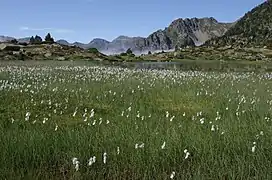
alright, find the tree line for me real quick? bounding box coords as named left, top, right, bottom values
left=9, top=33, right=55, bottom=45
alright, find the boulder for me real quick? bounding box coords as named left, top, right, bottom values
left=57, top=57, right=66, bottom=61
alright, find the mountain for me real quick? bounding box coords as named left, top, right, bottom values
left=165, top=17, right=232, bottom=46
left=57, top=17, right=232, bottom=54
left=0, top=36, right=31, bottom=43
left=0, top=36, right=15, bottom=42
left=205, top=1, right=272, bottom=48
left=17, top=37, right=31, bottom=43
left=106, top=36, right=147, bottom=54
left=56, top=39, right=70, bottom=46
left=88, top=38, right=110, bottom=52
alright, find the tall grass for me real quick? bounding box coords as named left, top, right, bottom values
left=0, top=62, right=272, bottom=179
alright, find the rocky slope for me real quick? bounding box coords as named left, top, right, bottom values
left=205, top=1, right=272, bottom=48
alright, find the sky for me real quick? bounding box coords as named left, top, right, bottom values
left=0, top=0, right=265, bottom=43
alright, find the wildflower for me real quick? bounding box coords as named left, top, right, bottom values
left=200, top=118, right=205, bottom=124
left=252, top=142, right=257, bottom=153
left=183, top=112, right=186, bottom=117
left=166, top=111, right=169, bottom=118
left=128, top=107, right=132, bottom=112
left=90, top=109, right=95, bottom=118
left=184, top=149, right=190, bottom=159
left=106, top=120, right=110, bottom=124
left=99, top=118, right=103, bottom=125
left=75, top=162, right=80, bottom=171
left=72, top=157, right=80, bottom=171
left=135, top=143, right=139, bottom=149
left=55, top=124, right=58, bottom=131
left=117, top=147, right=120, bottom=155
left=170, top=116, right=175, bottom=122
left=161, top=141, right=166, bottom=149
left=25, top=112, right=31, bottom=121
left=11, top=118, right=15, bottom=124
left=92, top=120, right=96, bottom=126
left=137, top=111, right=140, bottom=118
left=260, top=131, right=264, bottom=136
left=88, top=156, right=96, bottom=166
left=211, top=125, right=215, bottom=132
left=170, top=171, right=176, bottom=179
left=72, top=158, right=78, bottom=165
left=73, top=107, right=78, bottom=117
left=139, top=143, right=145, bottom=148
left=103, top=152, right=107, bottom=164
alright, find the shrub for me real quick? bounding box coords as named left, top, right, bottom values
left=120, top=52, right=127, bottom=56
left=88, top=48, right=99, bottom=54
left=126, top=48, right=133, bottom=54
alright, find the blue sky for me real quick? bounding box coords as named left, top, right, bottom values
left=1, top=0, right=265, bottom=43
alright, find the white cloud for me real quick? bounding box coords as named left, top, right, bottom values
left=19, top=27, right=74, bottom=33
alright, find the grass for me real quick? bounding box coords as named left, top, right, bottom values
left=0, top=61, right=272, bottom=179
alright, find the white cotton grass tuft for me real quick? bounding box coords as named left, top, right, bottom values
left=170, top=171, right=176, bottom=179
left=252, top=142, right=257, bottom=153
left=90, top=109, right=95, bottom=118
left=55, top=124, right=58, bottom=131
left=72, top=157, right=78, bottom=165
left=25, top=112, right=31, bottom=121
left=73, top=107, right=78, bottom=117
left=161, top=141, right=166, bottom=149
left=88, top=156, right=96, bottom=166
left=117, top=147, right=120, bottom=155
left=184, top=149, right=190, bottom=159
left=135, top=143, right=145, bottom=149
left=72, top=157, right=80, bottom=171
left=139, top=143, right=145, bottom=148
left=166, top=111, right=169, bottom=118
left=211, top=125, right=215, bottom=131
left=103, top=152, right=107, bottom=164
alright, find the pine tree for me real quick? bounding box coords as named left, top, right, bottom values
left=29, top=36, right=35, bottom=44
left=126, top=48, right=133, bottom=54
left=34, top=35, right=42, bottom=43
left=45, top=33, right=54, bottom=43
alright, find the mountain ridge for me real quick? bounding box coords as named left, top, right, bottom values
left=56, top=17, right=232, bottom=54
left=205, top=1, right=272, bottom=48
left=1, top=17, right=233, bottom=54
